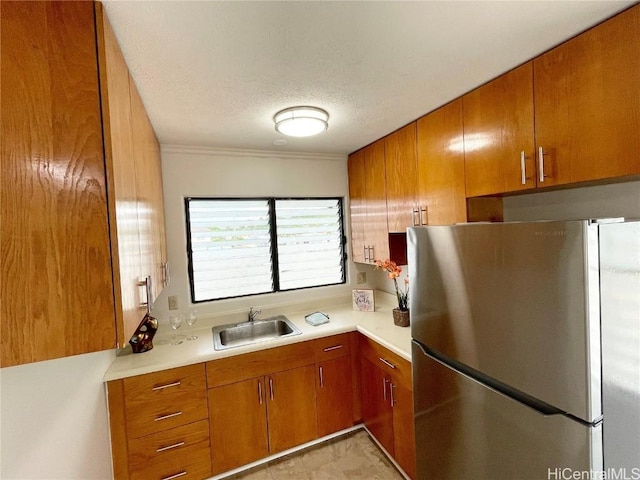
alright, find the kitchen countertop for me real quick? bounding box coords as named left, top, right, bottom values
left=104, top=291, right=412, bottom=382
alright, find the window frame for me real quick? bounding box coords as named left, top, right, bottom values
left=184, top=196, right=347, bottom=303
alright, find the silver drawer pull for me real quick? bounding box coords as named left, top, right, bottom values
left=161, top=471, right=187, bottom=480
left=379, top=357, right=396, bottom=369
left=152, top=381, right=181, bottom=391
left=323, top=345, right=343, bottom=352
left=156, top=441, right=185, bottom=453
left=154, top=411, right=183, bottom=422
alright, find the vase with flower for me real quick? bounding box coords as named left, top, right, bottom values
left=374, top=259, right=410, bottom=327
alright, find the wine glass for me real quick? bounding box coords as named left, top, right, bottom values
left=169, top=314, right=183, bottom=345
left=186, top=310, right=198, bottom=341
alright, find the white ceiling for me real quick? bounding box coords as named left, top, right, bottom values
left=103, top=0, right=634, bottom=155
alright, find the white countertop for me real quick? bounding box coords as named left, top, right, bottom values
left=104, top=291, right=412, bottom=382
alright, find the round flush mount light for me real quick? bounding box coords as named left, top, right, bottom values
left=273, top=106, right=329, bottom=137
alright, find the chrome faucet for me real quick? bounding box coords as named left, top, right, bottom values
left=248, top=307, right=261, bottom=322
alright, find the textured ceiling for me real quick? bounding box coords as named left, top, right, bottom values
left=103, top=1, right=634, bottom=155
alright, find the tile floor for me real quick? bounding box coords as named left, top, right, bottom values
left=222, top=429, right=405, bottom=480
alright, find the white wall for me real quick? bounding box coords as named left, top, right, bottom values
left=1, top=350, right=116, bottom=480
left=503, top=180, right=640, bottom=221
left=154, top=146, right=369, bottom=321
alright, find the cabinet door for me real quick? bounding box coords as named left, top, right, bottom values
left=96, top=4, right=144, bottom=347
left=130, top=78, right=167, bottom=304
left=361, top=357, right=394, bottom=455
left=0, top=1, right=116, bottom=367
left=392, top=381, right=416, bottom=480
left=347, top=150, right=366, bottom=263
left=364, top=139, right=389, bottom=262
left=209, top=378, right=268, bottom=474
left=416, top=100, right=467, bottom=226
left=463, top=62, right=536, bottom=196
left=533, top=4, right=640, bottom=186
left=385, top=123, right=418, bottom=233
left=316, top=356, right=354, bottom=437
left=267, top=365, right=318, bottom=454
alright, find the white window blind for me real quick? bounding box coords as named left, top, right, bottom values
left=276, top=199, right=344, bottom=290
left=186, top=198, right=345, bottom=302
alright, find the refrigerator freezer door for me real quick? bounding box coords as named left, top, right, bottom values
left=600, top=221, right=640, bottom=470
left=413, top=342, right=603, bottom=480
left=408, top=221, right=602, bottom=423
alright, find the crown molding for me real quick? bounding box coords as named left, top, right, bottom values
left=161, top=144, right=346, bottom=161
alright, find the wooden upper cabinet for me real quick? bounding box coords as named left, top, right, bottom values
left=463, top=62, right=536, bottom=197
left=347, top=150, right=366, bottom=263
left=130, top=78, right=167, bottom=304
left=416, top=100, right=467, bottom=226
left=0, top=1, right=116, bottom=367
left=384, top=123, right=418, bottom=232
left=364, top=139, right=389, bottom=262
left=96, top=4, right=144, bottom=349
left=533, top=4, right=640, bottom=187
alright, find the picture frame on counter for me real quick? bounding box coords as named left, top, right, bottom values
left=352, top=289, right=375, bottom=312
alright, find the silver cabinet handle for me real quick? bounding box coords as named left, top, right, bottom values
left=162, top=261, right=170, bottom=287
left=379, top=357, right=396, bottom=369
left=154, top=411, right=183, bottom=422
left=161, top=472, right=187, bottom=480
left=258, top=379, right=263, bottom=405
left=156, top=441, right=185, bottom=453
left=363, top=245, right=368, bottom=262
left=520, top=151, right=527, bottom=185
left=368, top=246, right=374, bottom=263
left=319, top=366, right=324, bottom=388
left=538, top=146, right=546, bottom=183
left=390, top=383, right=396, bottom=407
left=412, top=208, right=420, bottom=226
left=269, top=377, right=274, bottom=401
left=152, top=381, right=181, bottom=391
left=420, top=207, right=428, bottom=226
left=138, top=276, right=153, bottom=313
left=382, top=378, right=388, bottom=400
left=323, top=345, right=343, bottom=352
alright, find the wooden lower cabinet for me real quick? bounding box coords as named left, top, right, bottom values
left=317, top=355, right=355, bottom=437
left=107, top=364, right=211, bottom=480
left=360, top=335, right=416, bottom=479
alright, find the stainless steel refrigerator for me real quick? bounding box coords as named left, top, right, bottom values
left=408, top=219, right=640, bottom=480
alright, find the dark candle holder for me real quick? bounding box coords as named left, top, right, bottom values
left=129, top=313, right=158, bottom=353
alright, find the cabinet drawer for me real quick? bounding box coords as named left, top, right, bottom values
left=128, top=419, right=210, bottom=470
left=129, top=458, right=212, bottom=480
left=312, top=333, right=351, bottom=362
left=206, top=341, right=315, bottom=388
left=359, top=334, right=412, bottom=390
left=123, top=364, right=208, bottom=438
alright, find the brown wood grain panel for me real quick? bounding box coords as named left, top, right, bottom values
left=130, top=79, right=167, bottom=303
left=316, top=356, right=354, bottom=437
left=267, top=365, right=318, bottom=453
left=385, top=123, right=418, bottom=232
left=96, top=3, right=144, bottom=348
left=128, top=419, right=211, bottom=471
left=129, top=459, right=212, bottom=480
left=0, top=0, right=116, bottom=367
left=312, top=333, right=350, bottom=362
left=360, top=356, right=395, bottom=456
left=206, top=341, right=315, bottom=388
left=123, top=364, right=208, bottom=439
left=463, top=62, right=536, bottom=196
left=533, top=4, right=640, bottom=186
left=209, top=378, right=268, bottom=474
left=350, top=332, right=362, bottom=424
left=364, top=139, right=389, bottom=261
left=359, top=334, right=412, bottom=390
left=347, top=150, right=366, bottom=263
left=392, top=381, right=416, bottom=479
left=107, top=380, right=130, bottom=480
left=416, top=100, right=467, bottom=226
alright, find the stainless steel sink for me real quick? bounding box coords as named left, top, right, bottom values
left=212, top=315, right=301, bottom=350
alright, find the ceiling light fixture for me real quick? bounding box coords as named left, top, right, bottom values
left=273, top=106, right=329, bottom=137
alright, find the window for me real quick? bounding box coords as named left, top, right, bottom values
left=185, top=197, right=346, bottom=302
